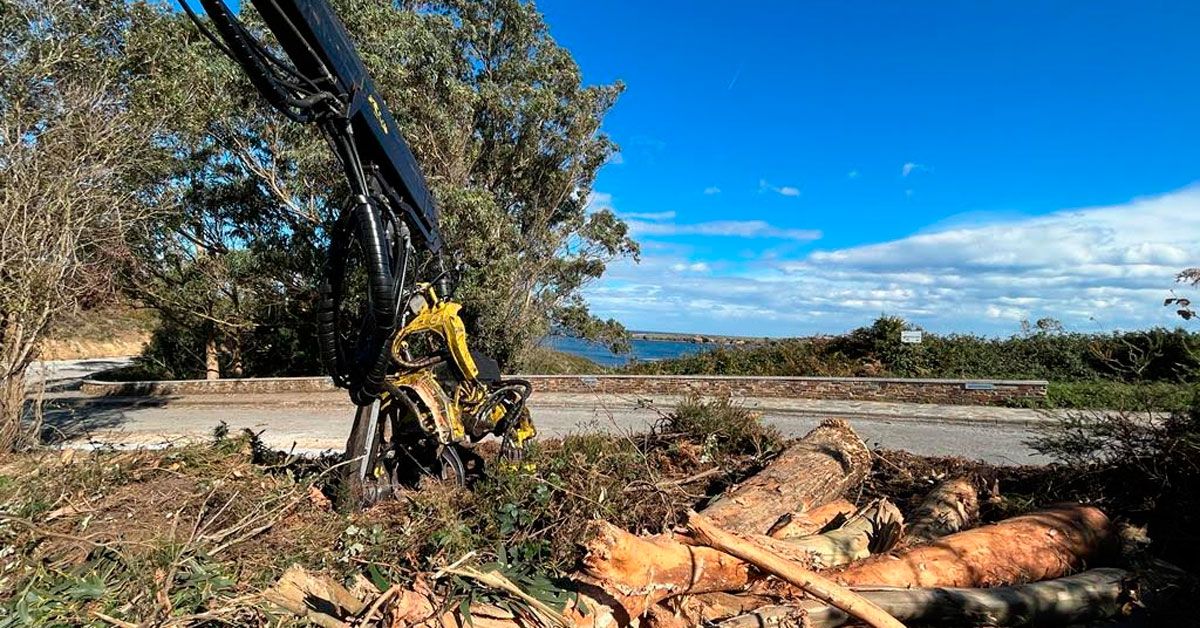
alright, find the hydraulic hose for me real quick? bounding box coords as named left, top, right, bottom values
left=317, top=196, right=398, bottom=405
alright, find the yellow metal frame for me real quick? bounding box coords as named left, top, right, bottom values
left=381, top=284, right=535, bottom=451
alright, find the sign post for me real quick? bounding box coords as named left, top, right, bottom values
left=900, top=330, right=923, bottom=344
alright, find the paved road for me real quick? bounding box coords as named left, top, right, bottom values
left=28, top=357, right=1056, bottom=464
left=41, top=389, right=1056, bottom=465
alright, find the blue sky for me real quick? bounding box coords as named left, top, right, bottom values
left=535, top=1, right=1200, bottom=336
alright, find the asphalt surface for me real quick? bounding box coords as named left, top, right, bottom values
left=33, top=358, right=1055, bottom=465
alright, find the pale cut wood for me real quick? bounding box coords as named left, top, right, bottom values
left=902, top=477, right=979, bottom=546
left=767, top=498, right=856, bottom=539
left=701, top=419, right=870, bottom=534
left=580, top=501, right=903, bottom=620
left=719, top=568, right=1132, bottom=628
left=687, top=511, right=906, bottom=628
left=732, top=498, right=903, bottom=569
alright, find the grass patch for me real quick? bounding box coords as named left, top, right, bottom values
left=1006, top=381, right=1199, bottom=411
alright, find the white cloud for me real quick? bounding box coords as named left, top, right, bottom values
left=902, top=162, right=928, bottom=177
left=847, top=170, right=860, bottom=179
left=585, top=191, right=613, bottom=214
left=585, top=186, right=1200, bottom=336
left=608, top=152, right=625, bottom=165
left=759, top=179, right=802, bottom=197
left=671, top=262, right=710, bottom=273
left=627, top=219, right=822, bottom=241
left=704, top=186, right=722, bottom=195
left=620, top=210, right=676, bottom=222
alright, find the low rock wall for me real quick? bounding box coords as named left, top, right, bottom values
left=82, top=374, right=1047, bottom=406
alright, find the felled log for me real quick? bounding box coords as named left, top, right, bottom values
left=687, top=511, right=906, bottom=628
left=766, top=498, right=856, bottom=539
left=580, top=521, right=757, bottom=620
left=742, top=499, right=903, bottom=569
left=719, top=568, right=1133, bottom=628
left=902, top=477, right=979, bottom=546
left=581, top=501, right=903, bottom=619
left=834, top=504, right=1115, bottom=588
left=700, top=419, right=870, bottom=534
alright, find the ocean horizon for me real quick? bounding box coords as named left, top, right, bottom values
left=542, top=335, right=712, bottom=367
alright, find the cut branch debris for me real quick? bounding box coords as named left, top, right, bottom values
left=766, top=498, right=857, bottom=539
left=686, top=510, right=907, bottom=628
left=902, top=477, right=979, bottom=546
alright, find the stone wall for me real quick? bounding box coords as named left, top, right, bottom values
left=82, top=374, right=1047, bottom=406
left=522, top=375, right=1046, bottom=405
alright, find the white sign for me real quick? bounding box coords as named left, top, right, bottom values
left=900, top=330, right=923, bottom=344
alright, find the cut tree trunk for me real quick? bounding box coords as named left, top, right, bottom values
left=580, top=521, right=757, bottom=620
left=581, top=501, right=903, bottom=620
left=767, top=498, right=856, bottom=539
left=902, top=477, right=979, bottom=546
left=707, top=498, right=903, bottom=570
left=719, top=568, right=1133, bottom=628
left=701, top=419, right=870, bottom=534
left=834, top=504, right=1115, bottom=588
left=687, top=510, right=906, bottom=628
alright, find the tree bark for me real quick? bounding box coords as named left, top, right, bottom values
left=834, top=504, right=1115, bottom=588
left=0, top=316, right=34, bottom=451
left=902, top=477, right=979, bottom=546
left=0, top=365, right=25, bottom=451
left=719, top=568, right=1133, bottom=628
left=701, top=419, right=870, bottom=534
left=687, top=499, right=903, bottom=569
left=580, top=521, right=756, bottom=620
left=581, top=500, right=904, bottom=621
left=204, top=325, right=220, bottom=380
left=686, top=511, right=906, bottom=628
left=767, top=498, right=856, bottom=539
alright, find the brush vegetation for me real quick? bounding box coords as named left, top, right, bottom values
left=624, top=316, right=1200, bottom=410
left=0, top=398, right=778, bottom=625
left=2, top=396, right=1198, bottom=624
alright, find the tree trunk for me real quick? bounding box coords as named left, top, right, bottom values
left=580, top=522, right=757, bottom=621
left=0, top=365, right=25, bottom=451
left=719, top=568, right=1133, bottom=628
left=902, top=477, right=979, bottom=546
left=767, top=498, right=857, bottom=539
left=700, top=419, right=870, bottom=534
left=229, top=333, right=244, bottom=378
left=204, top=325, right=220, bottom=380
left=581, top=502, right=902, bottom=620
left=0, top=316, right=33, bottom=451
left=834, top=504, right=1115, bottom=588
left=687, top=511, right=906, bottom=628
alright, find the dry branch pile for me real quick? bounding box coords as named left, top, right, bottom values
left=264, top=420, right=1135, bottom=627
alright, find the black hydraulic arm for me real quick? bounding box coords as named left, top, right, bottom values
left=185, top=0, right=447, bottom=402
left=192, top=0, right=443, bottom=252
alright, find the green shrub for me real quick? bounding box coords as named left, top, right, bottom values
left=624, top=316, right=1200, bottom=390
left=1037, top=381, right=1199, bottom=411
left=1027, top=400, right=1200, bottom=583
left=660, top=396, right=782, bottom=461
